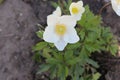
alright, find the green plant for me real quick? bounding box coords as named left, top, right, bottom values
left=0, top=0, right=5, bottom=4
left=33, top=0, right=118, bottom=80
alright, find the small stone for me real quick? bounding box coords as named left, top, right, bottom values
left=0, top=28, right=2, bottom=32
left=19, top=13, right=23, bottom=16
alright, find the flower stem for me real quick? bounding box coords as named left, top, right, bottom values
left=99, top=2, right=111, bottom=15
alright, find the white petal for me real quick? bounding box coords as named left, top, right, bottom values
left=80, top=7, right=85, bottom=14
left=69, top=1, right=85, bottom=21
left=111, top=0, right=120, bottom=16
left=64, top=28, right=80, bottom=43
left=53, top=6, right=61, bottom=16
left=54, top=40, right=67, bottom=51
left=72, top=14, right=82, bottom=21
left=59, top=15, right=77, bottom=28
left=69, top=2, right=76, bottom=15
left=69, top=1, right=84, bottom=14
left=47, top=15, right=58, bottom=26
left=77, top=1, right=83, bottom=6
left=74, top=7, right=85, bottom=21
left=43, top=26, right=59, bottom=43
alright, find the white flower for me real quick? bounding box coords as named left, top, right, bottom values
left=69, top=1, right=85, bottom=21
left=111, top=0, right=120, bottom=16
left=53, top=6, right=61, bottom=16
left=43, top=7, right=80, bottom=51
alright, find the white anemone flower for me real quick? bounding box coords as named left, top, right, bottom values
left=43, top=7, right=80, bottom=51
left=69, top=1, right=85, bottom=21
left=53, top=6, right=61, bottom=16
left=111, top=0, right=120, bottom=16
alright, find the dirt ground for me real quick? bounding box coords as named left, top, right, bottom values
left=0, top=0, right=120, bottom=80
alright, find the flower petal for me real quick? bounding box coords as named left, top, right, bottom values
left=54, top=40, right=67, bottom=51
left=69, top=1, right=85, bottom=21
left=43, top=26, right=59, bottom=43
left=53, top=6, right=61, bottom=16
left=64, top=28, right=80, bottom=43
left=69, top=2, right=77, bottom=15
left=59, top=15, right=77, bottom=28
left=111, top=0, right=120, bottom=16
left=72, top=14, right=82, bottom=21
left=72, top=7, right=85, bottom=21
left=77, top=1, right=83, bottom=6
left=47, top=15, right=58, bottom=26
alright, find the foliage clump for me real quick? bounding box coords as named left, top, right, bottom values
left=33, top=1, right=118, bottom=80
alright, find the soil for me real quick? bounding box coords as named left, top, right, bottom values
left=0, top=0, right=120, bottom=80
left=0, top=0, right=38, bottom=80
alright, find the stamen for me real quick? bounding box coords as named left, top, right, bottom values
left=55, top=24, right=66, bottom=36
left=72, top=7, right=79, bottom=14
left=116, top=0, right=120, bottom=5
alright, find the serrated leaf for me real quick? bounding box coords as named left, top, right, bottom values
left=79, top=47, right=89, bottom=59
left=52, top=52, right=63, bottom=61
left=78, top=5, right=101, bottom=30
left=66, top=42, right=80, bottom=50
left=50, top=1, right=58, bottom=8
left=36, top=31, right=44, bottom=39
left=37, top=64, right=51, bottom=74
left=42, top=48, right=52, bottom=58
left=86, top=59, right=99, bottom=68
left=32, top=42, right=48, bottom=51
left=48, top=43, right=54, bottom=47
left=64, top=50, right=73, bottom=60
left=46, top=58, right=59, bottom=64
left=109, top=44, right=118, bottom=56
left=79, top=29, right=85, bottom=40
left=66, top=57, right=80, bottom=65
left=75, top=64, right=84, bottom=76
left=32, top=52, right=41, bottom=62
left=93, top=73, right=101, bottom=80
left=49, top=65, right=57, bottom=79
left=80, top=77, right=84, bottom=80
left=58, top=65, right=68, bottom=80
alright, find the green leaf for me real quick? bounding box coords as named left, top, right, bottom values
left=66, top=42, right=80, bottom=50
left=84, top=42, right=101, bottom=53
left=42, top=48, right=52, bottom=58
left=63, top=1, right=67, bottom=8
left=49, top=65, right=57, bottom=79
left=66, top=57, right=80, bottom=65
left=32, top=52, right=41, bottom=62
left=79, top=29, right=85, bottom=40
left=75, top=64, right=84, bottom=76
left=50, top=1, right=58, bottom=8
left=68, top=0, right=72, bottom=6
left=46, top=58, right=59, bottom=64
left=93, top=73, right=101, bottom=80
left=37, top=64, right=51, bottom=74
left=52, top=52, right=63, bottom=62
left=78, top=5, right=101, bottom=30
left=86, top=59, right=99, bottom=68
left=80, top=77, right=84, bottom=80
left=79, top=47, right=89, bottom=59
left=64, top=50, right=73, bottom=60
left=108, top=44, right=118, bottom=56
left=58, top=65, right=68, bottom=80
left=48, top=43, right=54, bottom=47
left=0, top=0, right=4, bottom=4
left=36, top=31, right=44, bottom=39
left=32, top=42, right=48, bottom=51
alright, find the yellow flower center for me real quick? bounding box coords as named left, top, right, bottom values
left=55, top=24, right=66, bottom=36
left=72, top=7, right=79, bottom=14
left=116, top=0, right=120, bottom=5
